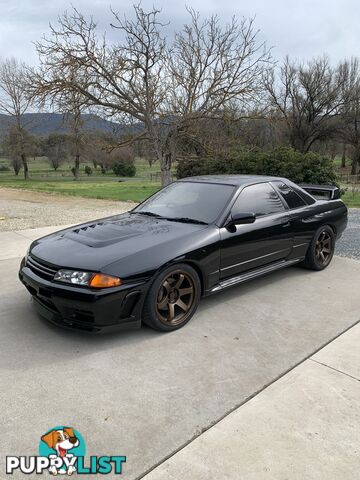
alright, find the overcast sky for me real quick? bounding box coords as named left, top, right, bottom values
left=0, top=0, right=358, bottom=65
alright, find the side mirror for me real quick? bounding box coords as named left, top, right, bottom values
left=226, top=212, right=256, bottom=229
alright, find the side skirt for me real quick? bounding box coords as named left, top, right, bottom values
left=206, top=258, right=303, bottom=295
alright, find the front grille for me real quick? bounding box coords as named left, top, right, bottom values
left=26, top=255, right=58, bottom=281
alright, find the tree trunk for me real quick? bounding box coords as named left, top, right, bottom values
left=161, top=152, right=172, bottom=187
left=74, top=154, right=80, bottom=180
left=290, top=138, right=308, bottom=153
left=341, top=144, right=346, bottom=168
left=21, top=154, right=29, bottom=180
left=351, top=151, right=359, bottom=175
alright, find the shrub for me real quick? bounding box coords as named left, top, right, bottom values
left=176, top=147, right=338, bottom=186
left=0, top=164, right=10, bottom=172
left=84, top=165, right=93, bottom=176
left=113, top=162, right=136, bottom=177
left=176, top=157, right=207, bottom=178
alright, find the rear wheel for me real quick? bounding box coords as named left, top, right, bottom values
left=143, top=264, right=201, bottom=332
left=303, top=225, right=335, bottom=270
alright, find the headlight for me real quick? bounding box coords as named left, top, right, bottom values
left=54, top=270, right=93, bottom=285
left=54, top=270, right=121, bottom=288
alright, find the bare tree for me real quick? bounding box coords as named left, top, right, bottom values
left=341, top=142, right=347, bottom=168
left=11, top=156, right=22, bottom=175
left=84, top=134, right=134, bottom=173
left=65, top=103, right=86, bottom=179
left=31, top=5, right=271, bottom=186
left=338, top=58, right=360, bottom=175
left=264, top=56, right=344, bottom=153
left=2, top=125, right=38, bottom=176
left=43, top=133, right=69, bottom=170
left=161, top=9, right=271, bottom=182
left=0, top=58, right=32, bottom=179
left=29, top=61, right=88, bottom=180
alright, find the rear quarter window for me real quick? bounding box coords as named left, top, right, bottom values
left=273, top=182, right=307, bottom=209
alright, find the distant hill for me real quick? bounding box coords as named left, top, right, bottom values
left=0, top=113, right=134, bottom=139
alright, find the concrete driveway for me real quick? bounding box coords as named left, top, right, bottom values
left=1, top=227, right=360, bottom=479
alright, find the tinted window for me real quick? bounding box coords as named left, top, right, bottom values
left=135, top=181, right=235, bottom=223
left=273, top=181, right=306, bottom=209
left=232, top=183, right=285, bottom=217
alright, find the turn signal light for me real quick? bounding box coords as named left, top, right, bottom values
left=89, top=273, right=122, bottom=288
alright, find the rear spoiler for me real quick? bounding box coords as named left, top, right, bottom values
left=299, top=184, right=341, bottom=200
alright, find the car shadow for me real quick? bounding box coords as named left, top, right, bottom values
left=1, top=264, right=318, bottom=371
left=199, top=264, right=310, bottom=311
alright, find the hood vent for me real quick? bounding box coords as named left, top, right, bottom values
left=63, top=221, right=143, bottom=248
left=72, top=222, right=104, bottom=234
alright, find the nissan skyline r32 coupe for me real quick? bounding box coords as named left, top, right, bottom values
left=19, top=175, right=348, bottom=332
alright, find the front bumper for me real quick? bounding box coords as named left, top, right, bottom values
left=19, top=258, right=147, bottom=332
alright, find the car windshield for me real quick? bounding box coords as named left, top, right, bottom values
left=133, top=181, right=235, bottom=224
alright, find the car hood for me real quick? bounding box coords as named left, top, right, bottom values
left=29, top=213, right=212, bottom=276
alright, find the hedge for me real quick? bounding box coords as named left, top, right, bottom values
left=113, top=162, right=136, bottom=177
left=176, top=147, right=338, bottom=186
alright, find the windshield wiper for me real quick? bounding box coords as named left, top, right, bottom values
left=164, top=217, right=208, bottom=225
left=130, top=211, right=163, bottom=218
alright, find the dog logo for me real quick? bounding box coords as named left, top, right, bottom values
left=39, top=426, right=84, bottom=475
left=6, top=426, right=126, bottom=475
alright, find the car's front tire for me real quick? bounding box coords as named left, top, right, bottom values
left=303, top=225, right=335, bottom=270
left=142, top=263, right=201, bottom=332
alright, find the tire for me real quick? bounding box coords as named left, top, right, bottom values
left=142, top=263, right=201, bottom=332
left=303, top=225, right=335, bottom=271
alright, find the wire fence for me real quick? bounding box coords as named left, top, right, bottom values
left=149, top=172, right=177, bottom=182
left=337, top=173, right=360, bottom=184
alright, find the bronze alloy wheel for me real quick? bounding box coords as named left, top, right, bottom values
left=315, top=230, right=333, bottom=267
left=156, top=270, right=198, bottom=326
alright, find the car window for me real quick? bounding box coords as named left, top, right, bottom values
left=231, top=183, right=285, bottom=217
left=134, top=181, right=235, bottom=223
left=273, top=181, right=306, bottom=209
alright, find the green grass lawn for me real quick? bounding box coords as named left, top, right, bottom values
left=1, top=156, right=359, bottom=207
left=0, top=178, right=160, bottom=202
left=0, top=157, right=161, bottom=202
left=341, top=189, right=360, bottom=208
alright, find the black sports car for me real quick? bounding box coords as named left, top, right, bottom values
left=19, top=175, right=348, bottom=332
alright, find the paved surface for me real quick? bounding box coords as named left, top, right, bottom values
left=1, top=226, right=360, bottom=479
left=335, top=208, right=360, bottom=260
left=144, top=325, right=360, bottom=480
left=0, top=187, right=132, bottom=231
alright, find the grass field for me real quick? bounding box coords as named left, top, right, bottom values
left=0, top=156, right=359, bottom=207
left=0, top=157, right=161, bottom=202
left=341, top=189, right=360, bottom=208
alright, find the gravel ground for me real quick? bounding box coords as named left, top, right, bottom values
left=1, top=187, right=359, bottom=259
left=0, top=188, right=134, bottom=231
left=335, top=208, right=360, bottom=260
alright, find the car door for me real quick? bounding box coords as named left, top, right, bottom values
left=219, top=182, right=293, bottom=279
left=270, top=180, right=315, bottom=260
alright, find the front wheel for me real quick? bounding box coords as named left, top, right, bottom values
left=142, top=263, right=201, bottom=332
left=303, top=225, right=335, bottom=271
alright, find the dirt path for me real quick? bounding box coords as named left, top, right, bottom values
left=0, top=187, right=134, bottom=231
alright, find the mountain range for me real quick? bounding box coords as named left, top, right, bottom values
left=0, top=113, right=129, bottom=139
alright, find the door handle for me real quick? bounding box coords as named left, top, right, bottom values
left=281, top=220, right=291, bottom=227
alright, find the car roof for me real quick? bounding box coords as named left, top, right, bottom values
left=179, top=174, right=287, bottom=187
